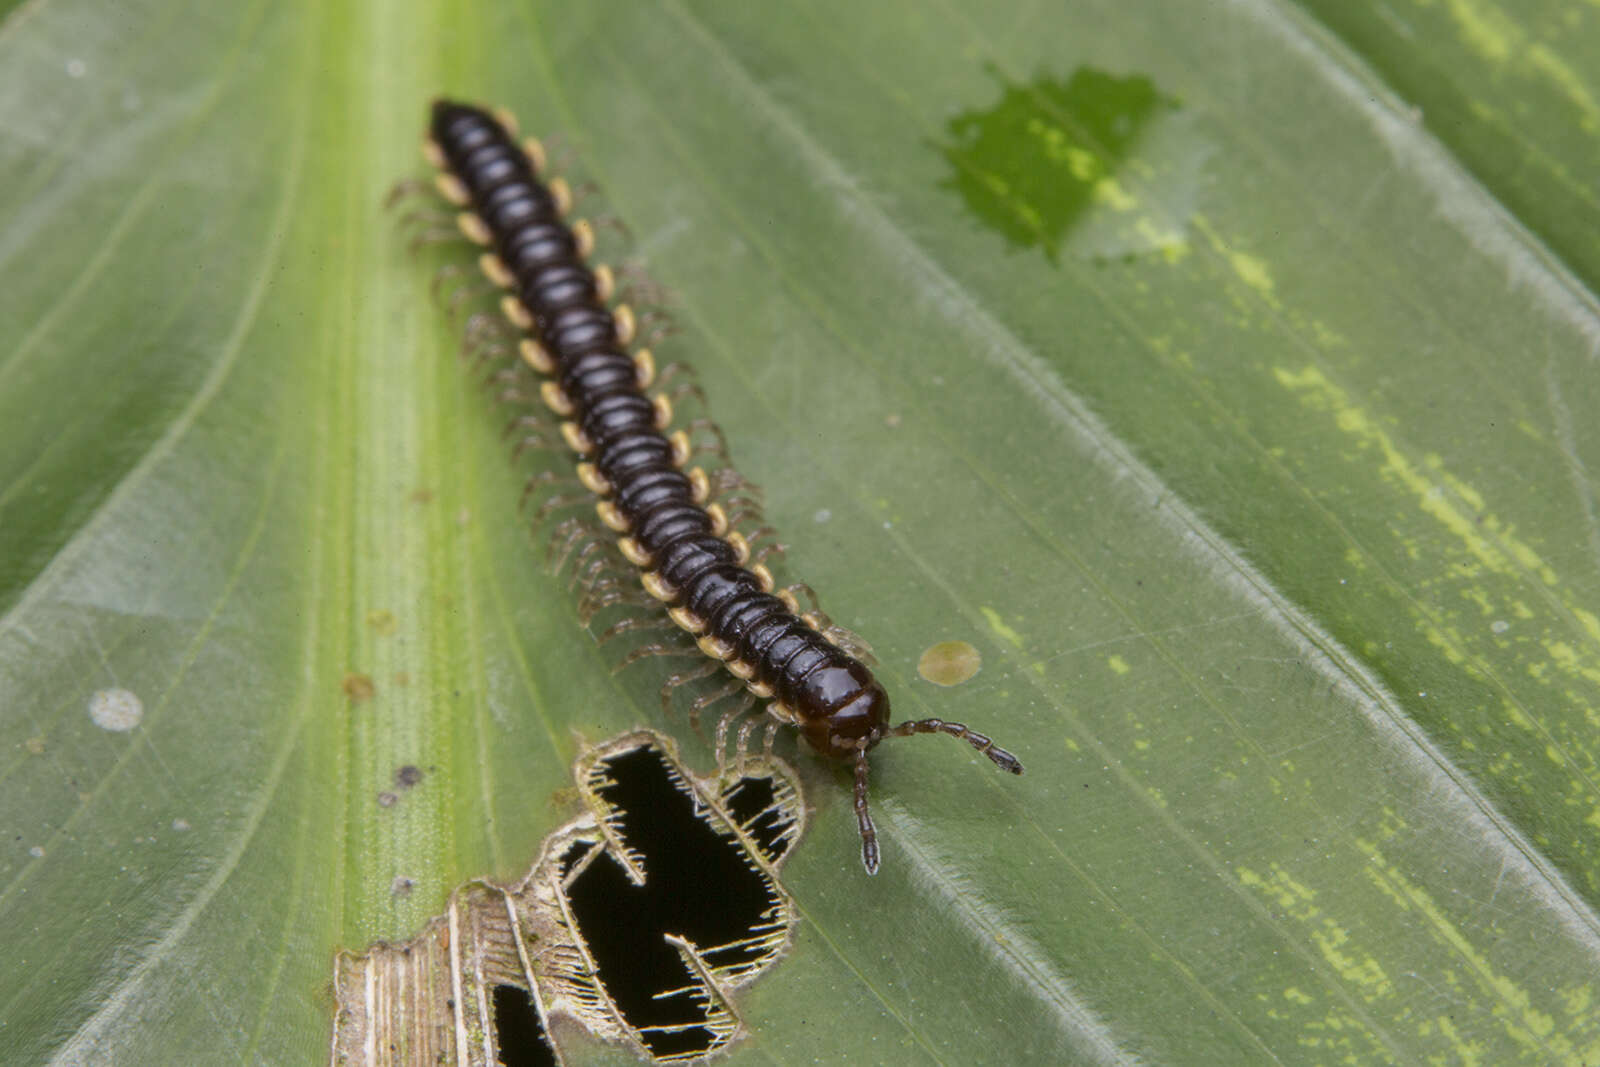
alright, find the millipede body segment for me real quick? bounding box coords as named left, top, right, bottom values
left=421, top=100, right=1022, bottom=874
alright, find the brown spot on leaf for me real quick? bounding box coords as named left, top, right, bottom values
left=342, top=673, right=376, bottom=704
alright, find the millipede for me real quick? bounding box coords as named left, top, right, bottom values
left=404, top=99, right=1023, bottom=874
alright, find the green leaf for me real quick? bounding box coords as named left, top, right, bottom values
left=4, top=0, right=1600, bottom=1062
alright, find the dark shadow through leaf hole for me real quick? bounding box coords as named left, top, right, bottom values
left=566, top=747, right=794, bottom=1060
left=491, top=984, right=557, bottom=1067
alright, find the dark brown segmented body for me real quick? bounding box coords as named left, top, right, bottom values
left=425, top=100, right=1021, bottom=873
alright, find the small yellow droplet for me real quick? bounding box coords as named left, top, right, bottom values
left=918, top=640, right=982, bottom=687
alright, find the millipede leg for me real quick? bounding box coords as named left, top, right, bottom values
left=463, top=309, right=514, bottom=346
left=713, top=692, right=758, bottom=768
left=533, top=491, right=594, bottom=524
left=739, top=525, right=786, bottom=566
left=653, top=361, right=699, bottom=392
left=751, top=541, right=789, bottom=567
left=734, top=712, right=762, bottom=777
left=466, top=341, right=511, bottom=368
left=463, top=326, right=516, bottom=367
left=684, top=419, right=730, bottom=461
left=397, top=207, right=455, bottom=231
left=589, top=213, right=633, bottom=243
left=688, top=677, right=746, bottom=732
left=660, top=659, right=723, bottom=718
left=406, top=227, right=465, bottom=255
left=657, top=380, right=706, bottom=409
left=539, top=132, right=575, bottom=173
left=577, top=572, right=637, bottom=607
left=637, top=306, right=676, bottom=334
left=596, top=614, right=677, bottom=645
left=615, top=639, right=700, bottom=673
left=725, top=501, right=766, bottom=529
left=575, top=557, right=631, bottom=600
left=803, top=607, right=835, bottom=631
left=619, top=276, right=675, bottom=308
left=824, top=624, right=877, bottom=664
left=503, top=409, right=549, bottom=436
left=482, top=360, right=523, bottom=383
left=446, top=277, right=499, bottom=319
left=885, top=718, right=1025, bottom=775
left=579, top=584, right=653, bottom=624
left=383, top=178, right=433, bottom=209
left=499, top=390, right=550, bottom=422
left=616, top=259, right=671, bottom=294
left=513, top=429, right=565, bottom=459
left=715, top=488, right=764, bottom=515
left=520, top=470, right=580, bottom=511
left=763, top=720, right=779, bottom=760
left=464, top=333, right=508, bottom=365
left=744, top=523, right=780, bottom=544
left=498, top=388, right=540, bottom=408
left=710, top=466, right=764, bottom=499
left=547, top=517, right=604, bottom=571
left=568, top=540, right=618, bottom=592
left=642, top=320, right=682, bottom=348
left=783, top=582, right=822, bottom=613
left=483, top=368, right=528, bottom=396
left=571, top=559, right=629, bottom=600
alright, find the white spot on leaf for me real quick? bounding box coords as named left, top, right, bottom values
left=88, top=688, right=143, bottom=732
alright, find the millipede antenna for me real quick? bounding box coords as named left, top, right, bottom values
left=886, top=717, right=1025, bottom=775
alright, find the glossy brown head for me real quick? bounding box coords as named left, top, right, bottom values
left=794, top=659, right=890, bottom=760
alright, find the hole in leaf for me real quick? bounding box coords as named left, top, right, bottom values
left=330, top=730, right=804, bottom=1066
left=491, top=984, right=558, bottom=1067
left=721, top=774, right=793, bottom=864
left=568, top=746, right=785, bottom=1059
